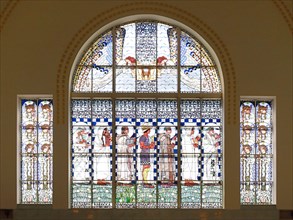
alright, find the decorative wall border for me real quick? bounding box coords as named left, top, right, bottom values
left=0, top=0, right=19, bottom=33
left=56, top=1, right=238, bottom=125
left=272, top=0, right=293, bottom=35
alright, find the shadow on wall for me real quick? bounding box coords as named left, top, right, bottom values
left=0, top=209, right=13, bottom=219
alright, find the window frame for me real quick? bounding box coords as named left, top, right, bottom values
left=69, top=17, right=224, bottom=209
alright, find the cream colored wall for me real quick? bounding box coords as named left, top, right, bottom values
left=0, top=0, right=292, bottom=211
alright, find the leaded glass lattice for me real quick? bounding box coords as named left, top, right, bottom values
left=72, top=21, right=221, bottom=93
left=20, top=99, right=53, bottom=204
left=71, top=20, right=223, bottom=209
left=72, top=99, right=113, bottom=208
left=240, top=100, right=273, bottom=205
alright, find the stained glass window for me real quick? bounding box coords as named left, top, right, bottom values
left=20, top=99, right=53, bottom=204
left=71, top=20, right=223, bottom=209
left=240, top=100, right=273, bottom=205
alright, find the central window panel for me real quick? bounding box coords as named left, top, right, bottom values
left=70, top=20, right=223, bottom=209
left=71, top=99, right=222, bottom=208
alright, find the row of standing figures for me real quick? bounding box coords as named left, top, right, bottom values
left=85, top=125, right=221, bottom=187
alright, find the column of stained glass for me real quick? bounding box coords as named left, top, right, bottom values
left=157, top=100, right=178, bottom=208
left=136, top=100, right=157, bottom=208
left=156, top=23, right=177, bottom=93
left=72, top=100, right=112, bottom=208
left=72, top=100, right=92, bottom=208
left=180, top=100, right=201, bottom=208
left=115, top=23, right=136, bottom=92
left=92, top=31, right=113, bottom=92
left=115, top=22, right=178, bottom=93
left=72, top=31, right=113, bottom=92
left=180, top=31, right=220, bottom=93
left=136, top=22, right=157, bottom=93
left=21, top=99, right=53, bottom=204
left=115, top=100, right=136, bottom=208
left=180, top=100, right=222, bottom=208
left=92, top=100, right=112, bottom=208
left=201, top=100, right=222, bottom=208
left=180, top=31, right=201, bottom=93
left=240, top=101, right=273, bottom=204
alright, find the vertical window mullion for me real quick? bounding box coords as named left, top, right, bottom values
left=176, top=27, right=181, bottom=209
left=112, top=27, right=117, bottom=208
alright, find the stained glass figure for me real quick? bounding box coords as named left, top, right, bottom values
left=157, top=100, right=178, bottom=192
left=180, top=99, right=222, bottom=208
left=71, top=20, right=223, bottom=209
left=71, top=99, right=112, bottom=208
left=115, top=100, right=136, bottom=194
left=240, top=100, right=273, bottom=205
left=20, top=99, right=53, bottom=204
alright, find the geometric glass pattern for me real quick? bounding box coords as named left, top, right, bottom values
left=240, top=100, right=273, bottom=205
left=71, top=20, right=223, bottom=209
left=20, top=99, right=53, bottom=204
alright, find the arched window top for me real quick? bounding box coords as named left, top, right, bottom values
left=72, top=21, right=222, bottom=94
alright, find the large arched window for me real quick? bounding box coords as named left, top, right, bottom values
left=70, top=19, right=223, bottom=209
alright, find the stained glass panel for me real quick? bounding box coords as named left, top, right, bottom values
left=73, top=21, right=221, bottom=93
left=20, top=99, right=53, bottom=204
left=157, top=67, right=177, bottom=92
left=181, top=184, right=201, bottom=208
left=180, top=99, right=222, bottom=208
left=202, top=182, right=222, bottom=208
left=71, top=20, right=223, bottom=209
left=137, top=181, right=157, bottom=208
left=157, top=23, right=177, bottom=66
left=92, top=184, right=112, bottom=208
left=72, top=99, right=91, bottom=126
left=38, top=181, right=53, bottom=204
left=240, top=100, right=273, bottom=205
left=72, top=66, right=92, bottom=92
left=72, top=183, right=92, bottom=208
left=158, top=185, right=177, bottom=208
left=180, top=31, right=201, bottom=66
left=136, top=22, right=157, bottom=66
left=92, top=31, right=113, bottom=66
left=116, top=24, right=135, bottom=65
left=240, top=182, right=256, bottom=204
left=201, top=67, right=221, bottom=93
left=137, top=67, right=156, bottom=93
left=256, top=182, right=272, bottom=204
left=116, top=67, right=135, bottom=92
left=180, top=66, right=201, bottom=93
left=92, top=66, right=112, bottom=92
left=21, top=181, right=38, bottom=204
left=201, top=46, right=215, bottom=67
left=116, top=183, right=135, bottom=208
